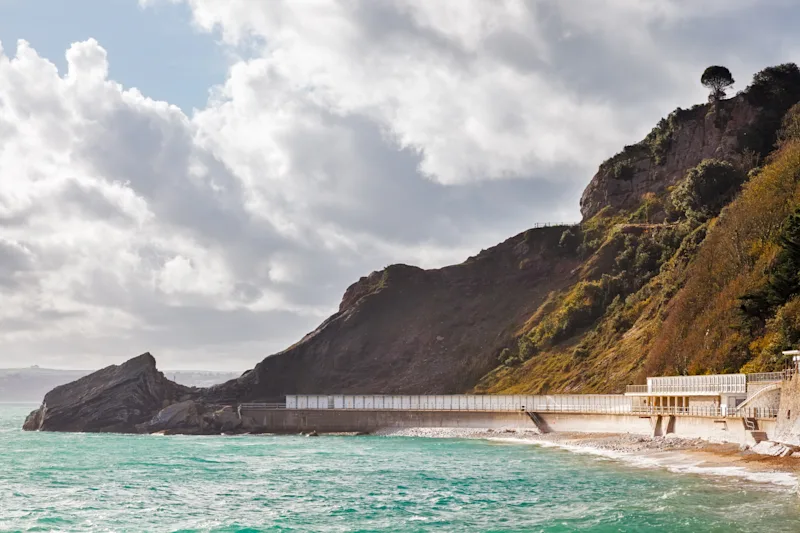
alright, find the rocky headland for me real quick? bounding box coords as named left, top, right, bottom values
left=22, top=353, right=254, bottom=435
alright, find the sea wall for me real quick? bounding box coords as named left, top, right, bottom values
left=535, top=413, right=653, bottom=435
left=241, top=409, right=536, bottom=433
left=241, top=408, right=770, bottom=445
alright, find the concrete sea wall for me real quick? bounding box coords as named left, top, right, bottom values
left=242, top=409, right=536, bottom=433
left=241, top=408, right=771, bottom=445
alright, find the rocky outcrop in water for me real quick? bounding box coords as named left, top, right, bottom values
left=23, top=353, right=198, bottom=433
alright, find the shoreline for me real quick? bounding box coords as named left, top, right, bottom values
left=374, top=427, right=800, bottom=490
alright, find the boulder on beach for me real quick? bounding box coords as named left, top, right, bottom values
left=751, top=440, right=796, bottom=457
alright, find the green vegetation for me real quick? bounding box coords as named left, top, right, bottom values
left=669, top=159, right=745, bottom=221
left=739, top=63, right=800, bottom=156
left=477, top=63, right=800, bottom=395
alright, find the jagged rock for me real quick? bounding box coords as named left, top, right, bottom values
left=22, top=408, right=42, bottom=431
left=137, top=400, right=203, bottom=434
left=212, top=406, right=241, bottom=433
left=23, top=353, right=198, bottom=433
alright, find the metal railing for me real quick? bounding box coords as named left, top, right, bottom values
left=626, top=385, right=648, bottom=393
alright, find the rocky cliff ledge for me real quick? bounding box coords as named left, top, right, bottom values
left=23, top=353, right=199, bottom=433
left=579, top=97, right=758, bottom=220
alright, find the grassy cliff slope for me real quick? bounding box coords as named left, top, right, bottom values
left=478, top=64, right=800, bottom=393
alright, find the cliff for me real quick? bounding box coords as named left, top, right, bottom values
left=580, top=96, right=758, bottom=220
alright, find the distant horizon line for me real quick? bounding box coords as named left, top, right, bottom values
left=0, top=366, right=244, bottom=373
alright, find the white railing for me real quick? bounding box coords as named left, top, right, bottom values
left=631, top=406, right=778, bottom=419
left=261, top=395, right=780, bottom=419
left=747, top=370, right=794, bottom=383
left=240, top=403, right=285, bottom=410
left=646, top=384, right=745, bottom=394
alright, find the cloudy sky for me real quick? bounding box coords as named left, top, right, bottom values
left=0, top=0, right=798, bottom=371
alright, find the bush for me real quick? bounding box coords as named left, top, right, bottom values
left=670, top=159, right=746, bottom=221
left=741, top=63, right=800, bottom=156
left=746, top=63, right=800, bottom=109
left=778, top=102, right=800, bottom=146
left=740, top=208, right=800, bottom=320
left=558, top=228, right=581, bottom=251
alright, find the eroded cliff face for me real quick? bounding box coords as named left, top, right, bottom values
left=580, top=97, right=758, bottom=220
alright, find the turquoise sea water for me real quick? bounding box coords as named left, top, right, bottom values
left=1, top=404, right=800, bottom=532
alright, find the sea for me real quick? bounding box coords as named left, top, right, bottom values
left=1, top=404, right=799, bottom=532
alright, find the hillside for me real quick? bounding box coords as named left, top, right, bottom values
left=205, top=228, right=579, bottom=401
left=198, top=63, right=800, bottom=401
left=479, top=63, right=800, bottom=393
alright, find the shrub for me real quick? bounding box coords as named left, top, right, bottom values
left=740, top=208, right=800, bottom=320
left=778, top=102, right=800, bottom=146
left=670, top=159, right=746, bottom=221
left=746, top=63, right=800, bottom=109
left=741, top=63, right=800, bottom=156
left=559, top=228, right=581, bottom=251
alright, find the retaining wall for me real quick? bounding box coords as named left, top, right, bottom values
left=776, top=375, right=800, bottom=446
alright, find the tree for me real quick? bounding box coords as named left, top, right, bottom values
left=701, top=66, right=734, bottom=100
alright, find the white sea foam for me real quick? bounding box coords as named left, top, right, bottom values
left=487, top=436, right=799, bottom=489
left=373, top=427, right=539, bottom=438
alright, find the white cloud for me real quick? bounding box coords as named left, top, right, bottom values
left=1, top=0, right=797, bottom=369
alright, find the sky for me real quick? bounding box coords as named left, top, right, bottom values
left=0, top=0, right=799, bottom=371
